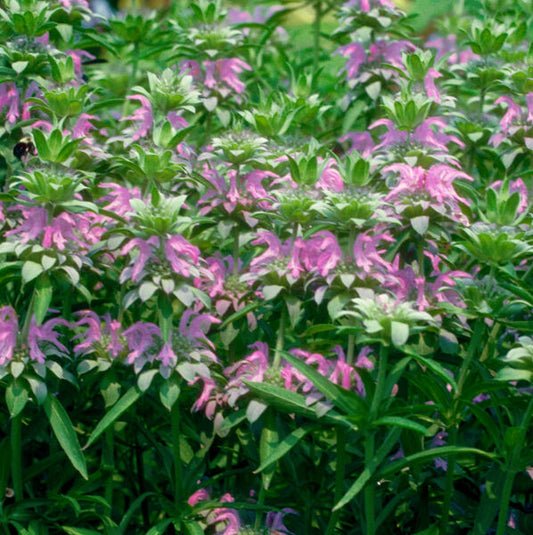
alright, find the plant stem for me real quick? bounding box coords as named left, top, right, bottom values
left=11, top=413, right=23, bottom=502
left=440, top=318, right=485, bottom=535
left=364, top=344, right=389, bottom=535
left=171, top=402, right=182, bottom=511
left=104, top=428, right=115, bottom=516
left=233, top=225, right=239, bottom=278
left=313, top=0, right=322, bottom=78
left=272, top=304, right=287, bottom=369
left=347, top=333, right=355, bottom=366
left=326, top=426, right=347, bottom=535
left=495, top=395, right=533, bottom=535
left=253, top=482, right=266, bottom=531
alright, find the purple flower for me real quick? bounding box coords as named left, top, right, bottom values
left=120, top=236, right=159, bottom=283
left=28, top=317, right=70, bottom=363
left=122, top=322, right=160, bottom=364
left=383, top=163, right=473, bottom=223
left=121, top=95, right=153, bottom=141
left=301, top=231, right=343, bottom=277
left=490, top=93, right=533, bottom=149
left=73, top=311, right=124, bottom=358
left=99, top=182, right=142, bottom=218
left=0, top=307, right=18, bottom=366
left=353, top=231, right=394, bottom=275
left=198, top=167, right=274, bottom=227
left=266, top=508, right=298, bottom=534
left=424, top=68, right=443, bottom=103
left=0, top=307, right=70, bottom=366
left=165, top=235, right=200, bottom=278
left=224, top=342, right=269, bottom=407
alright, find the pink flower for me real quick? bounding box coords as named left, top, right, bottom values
left=165, top=235, right=200, bottom=277
left=301, top=231, right=342, bottom=277
left=353, top=231, right=394, bottom=274
left=122, top=322, right=160, bottom=364
left=383, top=163, right=473, bottom=222
left=424, top=68, right=443, bottom=103
left=316, top=158, right=344, bottom=192
left=99, top=182, right=142, bottom=218
left=0, top=307, right=19, bottom=366
left=224, top=342, right=269, bottom=406
left=0, top=307, right=69, bottom=366
left=266, top=508, right=297, bottom=534
left=120, top=236, right=159, bottom=283
left=121, top=95, right=153, bottom=141
left=28, top=317, right=70, bottom=363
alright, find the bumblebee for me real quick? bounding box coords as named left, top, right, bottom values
left=13, top=136, right=35, bottom=160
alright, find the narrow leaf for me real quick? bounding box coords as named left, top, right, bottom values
left=44, top=395, right=88, bottom=479
left=85, top=387, right=141, bottom=448
left=255, top=423, right=315, bottom=473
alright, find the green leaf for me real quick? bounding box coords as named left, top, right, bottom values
left=255, top=422, right=315, bottom=473
left=34, top=274, right=53, bottom=325
left=259, top=410, right=278, bottom=490
left=378, top=446, right=496, bottom=479
left=62, top=528, right=102, bottom=535
left=118, top=492, right=157, bottom=532
left=391, top=321, right=409, bottom=347
left=373, top=416, right=430, bottom=436
left=280, top=350, right=368, bottom=420
left=137, top=369, right=158, bottom=392
left=402, top=346, right=458, bottom=391
left=263, top=285, right=284, bottom=301
left=184, top=521, right=206, bottom=535
left=333, top=428, right=402, bottom=511
left=22, top=261, right=44, bottom=284
left=146, top=520, right=173, bottom=535
left=44, top=395, right=88, bottom=479
left=157, top=293, right=173, bottom=342
left=159, top=377, right=181, bottom=411
left=85, top=387, right=141, bottom=448
left=6, top=381, right=29, bottom=418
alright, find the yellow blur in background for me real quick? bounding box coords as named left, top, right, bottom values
left=117, top=0, right=412, bottom=15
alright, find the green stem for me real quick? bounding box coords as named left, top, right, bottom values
left=253, top=483, right=266, bottom=531
left=364, top=434, right=376, bottom=535
left=10, top=413, right=23, bottom=502
left=495, top=395, right=533, bottom=535
left=417, top=237, right=425, bottom=279
left=326, top=427, right=347, bottom=535
left=312, top=0, right=322, bottom=78
left=347, top=333, right=355, bottom=367
left=272, top=304, right=287, bottom=369
left=171, top=402, right=182, bottom=511
left=364, top=345, right=389, bottom=535
left=440, top=318, right=485, bottom=535
left=104, top=428, right=115, bottom=515
left=233, top=225, right=239, bottom=278
left=347, top=224, right=356, bottom=261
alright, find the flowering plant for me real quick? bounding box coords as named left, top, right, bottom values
left=0, top=0, right=532, bottom=533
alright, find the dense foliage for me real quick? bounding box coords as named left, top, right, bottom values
left=1, top=0, right=533, bottom=533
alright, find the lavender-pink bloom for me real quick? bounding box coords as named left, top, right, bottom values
left=266, top=508, right=297, bottom=534
left=166, top=235, right=200, bottom=278
left=121, top=95, right=153, bottom=141
left=0, top=307, right=18, bottom=366
left=122, top=322, right=160, bottom=364
left=424, top=68, right=443, bottom=103
left=120, top=236, right=159, bottom=283
left=28, top=317, right=70, bottom=363
left=302, top=231, right=342, bottom=277
left=99, top=182, right=142, bottom=218
left=5, top=206, right=47, bottom=244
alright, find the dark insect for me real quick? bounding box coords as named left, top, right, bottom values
left=13, top=136, right=35, bottom=160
